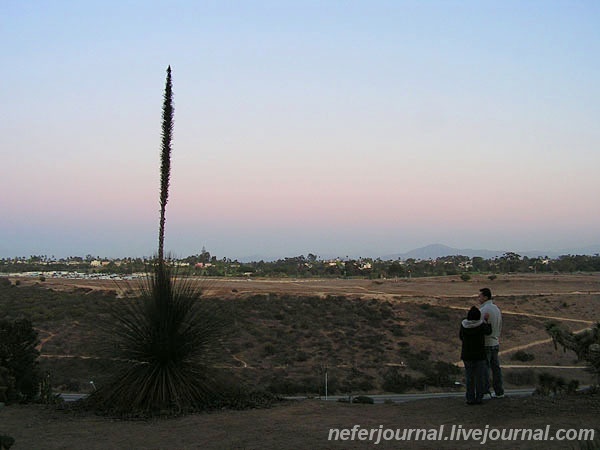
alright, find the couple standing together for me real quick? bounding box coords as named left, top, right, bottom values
left=459, top=287, right=504, bottom=405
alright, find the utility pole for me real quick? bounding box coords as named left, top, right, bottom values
left=325, top=365, right=328, bottom=400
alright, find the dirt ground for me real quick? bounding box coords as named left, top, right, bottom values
left=28, top=272, right=600, bottom=378
left=20, top=272, right=600, bottom=300
left=2, top=393, right=599, bottom=449
left=3, top=273, right=599, bottom=449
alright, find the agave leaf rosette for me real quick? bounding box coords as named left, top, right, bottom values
left=89, top=263, right=229, bottom=415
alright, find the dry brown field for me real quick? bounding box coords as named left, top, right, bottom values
left=2, top=273, right=599, bottom=449
left=27, top=271, right=600, bottom=299
left=25, top=272, right=600, bottom=372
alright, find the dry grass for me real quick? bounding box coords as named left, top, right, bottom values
left=2, top=392, right=600, bottom=449
left=2, top=273, right=600, bottom=448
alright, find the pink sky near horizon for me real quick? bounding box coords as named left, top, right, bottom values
left=2, top=1, right=599, bottom=259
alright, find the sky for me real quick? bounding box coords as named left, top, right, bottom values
left=1, top=0, right=599, bottom=260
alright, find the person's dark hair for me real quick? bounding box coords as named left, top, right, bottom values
left=467, top=306, right=481, bottom=321
left=480, top=287, right=492, bottom=300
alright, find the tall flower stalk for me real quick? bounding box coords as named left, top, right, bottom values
left=87, top=67, right=231, bottom=416
left=158, top=65, right=173, bottom=265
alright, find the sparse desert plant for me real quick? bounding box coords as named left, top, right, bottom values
left=352, top=395, right=374, bottom=404
left=510, top=350, right=535, bottom=362
left=87, top=265, right=231, bottom=415
left=488, top=274, right=497, bottom=281
left=460, top=273, right=471, bottom=282
left=536, top=372, right=564, bottom=396
left=38, top=372, right=63, bottom=405
left=390, top=324, right=404, bottom=337
left=262, top=343, right=277, bottom=357
left=546, top=321, right=600, bottom=385
left=0, top=318, right=40, bottom=402
left=536, top=372, right=579, bottom=396
left=85, top=67, right=233, bottom=416
left=576, top=438, right=600, bottom=450
left=0, top=435, right=15, bottom=449
left=505, top=369, right=536, bottom=386
left=382, top=367, right=416, bottom=393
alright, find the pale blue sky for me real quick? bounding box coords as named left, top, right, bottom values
left=1, top=1, right=599, bottom=259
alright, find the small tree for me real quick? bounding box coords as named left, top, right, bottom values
left=546, top=322, right=600, bottom=385
left=0, top=319, right=40, bottom=402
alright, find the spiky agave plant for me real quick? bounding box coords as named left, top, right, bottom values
left=89, top=269, right=229, bottom=415
left=88, top=66, right=230, bottom=416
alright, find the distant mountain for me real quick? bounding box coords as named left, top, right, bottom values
left=382, top=244, right=503, bottom=260
left=235, top=243, right=600, bottom=263
left=383, top=243, right=600, bottom=260
left=559, top=245, right=600, bottom=256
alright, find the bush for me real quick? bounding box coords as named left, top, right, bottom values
left=488, top=274, right=497, bottom=281
left=262, top=344, right=277, bottom=356
left=352, top=395, right=374, bottom=404
left=536, top=372, right=579, bottom=396
left=0, top=435, right=15, bottom=449
left=382, top=367, right=416, bottom=393
left=422, top=361, right=462, bottom=388
left=505, top=369, right=535, bottom=386
left=546, top=322, right=600, bottom=384
left=460, top=273, right=471, bottom=282
left=390, top=324, right=404, bottom=337
left=0, top=319, right=40, bottom=402
left=510, top=350, right=535, bottom=362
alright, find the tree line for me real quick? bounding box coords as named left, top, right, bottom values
left=2, top=252, right=600, bottom=278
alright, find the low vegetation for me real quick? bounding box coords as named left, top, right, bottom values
left=2, top=277, right=598, bottom=401
left=0, top=318, right=40, bottom=403
left=546, top=321, right=600, bottom=385
left=0, top=281, right=467, bottom=398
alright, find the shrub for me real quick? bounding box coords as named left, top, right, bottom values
left=0, top=318, right=40, bottom=402
left=546, top=322, right=600, bottom=385
left=460, top=273, right=471, bottom=282
left=390, top=324, right=404, bottom=337
left=0, top=435, right=15, bottom=449
left=422, top=361, right=462, bottom=388
left=352, top=395, right=374, bottom=404
left=505, top=369, right=535, bottom=386
left=263, top=344, right=277, bottom=357
left=488, top=274, right=497, bottom=281
left=510, top=350, right=535, bottom=362
left=382, top=367, right=416, bottom=393
left=38, top=372, right=63, bottom=405
left=536, top=372, right=579, bottom=396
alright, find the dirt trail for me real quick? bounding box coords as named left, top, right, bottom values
left=35, top=328, right=57, bottom=352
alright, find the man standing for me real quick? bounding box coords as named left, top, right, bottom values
left=478, top=287, right=505, bottom=398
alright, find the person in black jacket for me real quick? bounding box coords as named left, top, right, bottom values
left=460, top=306, right=492, bottom=405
